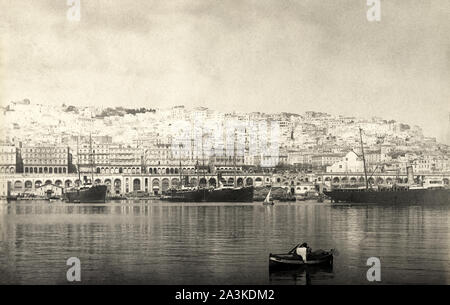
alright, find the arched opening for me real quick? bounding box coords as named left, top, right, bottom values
left=246, top=177, right=253, bottom=186
left=45, top=180, right=52, bottom=185
left=199, top=178, right=207, bottom=187
left=325, top=177, right=331, bottom=182
left=359, top=177, right=365, bottom=183
left=114, top=179, right=121, bottom=194
left=443, top=178, right=449, bottom=185
left=96, top=168, right=101, bottom=174
left=65, top=180, right=72, bottom=188
left=237, top=178, right=244, bottom=186
left=24, top=181, right=33, bottom=189
left=95, top=178, right=102, bottom=185
left=170, top=168, right=174, bottom=174
left=75, top=180, right=81, bottom=187
left=35, top=180, right=42, bottom=188
left=166, top=168, right=170, bottom=174
left=14, top=181, right=23, bottom=190
left=171, top=178, right=180, bottom=188
left=55, top=180, right=63, bottom=186
left=386, top=178, right=393, bottom=184
left=341, top=177, right=348, bottom=184
left=350, top=177, right=357, bottom=184
left=133, top=178, right=141, bottom=191
left=376, top=177, right=384, bottom=184
left=49, top=167, right=53, bottom=174
left=152, top=179, right=160, bottom=194
left=161, top=178, right=170, bottom=192
left=190, top=178, right=198, bottom=187
left=209, top=178, right=216, bottom=187
left=227, top=178, right=234, bottom=185
left=44, top=167, right=48, bottom=174
left=368, top=177, right=375, bottom=185
left=332, top=177, right=340, bottom=184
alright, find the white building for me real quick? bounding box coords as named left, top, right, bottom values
left=326, top=151, right=365, bottom=173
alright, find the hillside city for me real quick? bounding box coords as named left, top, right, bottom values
left=0, top=98, right=449, bottom=178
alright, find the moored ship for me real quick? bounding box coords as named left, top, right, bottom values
left=324, top=128, right=450, bottom=205
left=65, top=134, right=108, bottom=203
left=65, top=184, right=107, bottom=203
left=162, top=185, right=254, bottom=202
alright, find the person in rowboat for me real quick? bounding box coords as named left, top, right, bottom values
left=294, top=242, right=312, bottom=261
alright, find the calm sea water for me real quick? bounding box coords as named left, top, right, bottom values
left=0, top=200, right=449, bottom=285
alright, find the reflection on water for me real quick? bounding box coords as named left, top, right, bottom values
left=0, top=200, right=449, bottom=284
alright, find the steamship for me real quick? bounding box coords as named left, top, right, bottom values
left=64, top=135, right=108, bottom=203
left=324, top=128, right=449, bottom=205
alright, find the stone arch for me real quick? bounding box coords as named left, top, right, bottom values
left=368, top=177, right=375, bottom=185
left=35, top=180, right=42, bottom=188
left=152, top=178, right=160, bottom=192
left=396, top=178, right=403, bottom=183
left=227, top=177, right=234, bottom=185
left=162, top=178, right=170, bottom=192
left=443, top=178, right=449, bottom=185
left=75, top=179, right=82, bottom=187
left=209, top=177, right=216, bottom=187
left=324, top=177, right=331, bottom=182
left=350, top=177, right=357, bottom=184
left=237, top=177, right=244, bottom=186
left=359, top=177, right=365, bottom=183
left=24, top=180, right=33, bottom=189
left=341, top=177, right=348, bottom=184
left=95, top=178, right=102, bottom=185
left=114, top=179, right=122, bottom=193
left=190, top=178, right=198, bottom=186
left=14, top=181, right=23, bottom=190
left=65, top=180, right=72, bottom=188
left=133, top=178, right=141, bottom=191
left=171, top=178, right=180, bottom=188
left=166, top=168, right=170, bottom=174
left=44, top=167, right=48, bottom=174
left=246, top=177, right=253, bottom=186
left=386, top=178, right=393, bottom=184
left=45, top=180, right=52, bottom=185
left=170, top=168, right=174, bottom=174
left=55, top=180, right=63, bottom=186
left=49, top=167, right=53, bottom=174
left=199, top=178, right=207, bottom=187
left=332, top=177, right=340, bottom=184
left=376, top=177, right=384, bottom=184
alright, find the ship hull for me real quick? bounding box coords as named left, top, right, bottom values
left=324, top=188, right=449, bottom=205
left=65, top=185, right=108, bottom=203
left=162, top=187, right=254, bottom=202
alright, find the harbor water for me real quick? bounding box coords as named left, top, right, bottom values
left=0, top=200, right=449, bottom=285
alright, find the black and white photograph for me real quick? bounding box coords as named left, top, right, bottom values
left=0, top=0, right=449, bottom=294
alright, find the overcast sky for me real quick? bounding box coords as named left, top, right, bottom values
left=0, top=0, right=449, bottom=142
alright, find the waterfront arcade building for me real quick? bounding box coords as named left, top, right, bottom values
left=22, top=145, right=69, bottom=174
left=0, top=144, right=16, bottom=174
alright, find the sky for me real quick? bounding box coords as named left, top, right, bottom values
left=0, top=0, right=449, bottom=142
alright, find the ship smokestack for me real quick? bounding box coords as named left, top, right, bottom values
left=406, top=165, right=414, bottom=185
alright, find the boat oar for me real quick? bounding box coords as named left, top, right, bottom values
left=288, top=243, right=300, bottom=254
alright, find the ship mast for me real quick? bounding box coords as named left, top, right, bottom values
left=179, top=143, right=183, bottom=188
left=90, top=133, right=94, bottom=184
left=359, top=128, right=369, bottom=190
left=77, top=135, right=81, bottom=185
left=233, top=129, right=237, bottom=188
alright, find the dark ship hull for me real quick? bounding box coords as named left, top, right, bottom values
left=65, top=185, right=108, bottom=203
left=324, top=188, right=449, bottom=205
left=163, top=186, right=254, bottom=202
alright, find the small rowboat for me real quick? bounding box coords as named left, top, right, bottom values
left=269, top=245, right=334, bottom=268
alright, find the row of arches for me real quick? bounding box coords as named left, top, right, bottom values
left=0, top=167, right=15, bottom=174
left=94, top=166, right=198, bottom=175
left=24, top=167, right=67, bottom=174
left=325, top=176, right=406, bottom=184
